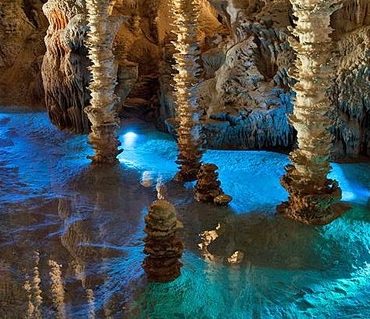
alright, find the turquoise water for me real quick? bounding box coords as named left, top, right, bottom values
left=0, top=108, right=369, bottom=318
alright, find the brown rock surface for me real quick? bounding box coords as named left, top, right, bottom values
left=0, top=0, right=47, bottom=107
left=194, top=163, right=232, bottom=205
left=142, top=199, right=184, bottom=282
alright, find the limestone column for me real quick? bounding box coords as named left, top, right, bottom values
left=170, top=0, right=204, bottom=182
left=278, top=0, right=349, bottom=224
left=84, top=0, right=122, bottom=164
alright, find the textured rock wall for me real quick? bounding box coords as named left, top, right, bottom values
left=163, top=0, right=370, bottom=158
left=41, top=0, right=139, bottom=133
left=0, top=0, right=369, bottom=159
left=41, top=0, right=90, bottom=133
left=0, top=0, right=47, bottom=107
left=331, top=0, right=370, bottom=158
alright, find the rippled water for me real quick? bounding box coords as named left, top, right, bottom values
left=0, top=108, right=370, bottom=318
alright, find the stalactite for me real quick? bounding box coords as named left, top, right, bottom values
left=146, top=0, right=161, bottom=44
left=170, top=0, right=204, bottom=182
left=278, top=0, right=349, bottom=225
left=84, top=0, right=123, bottom=164
left=142, top=199, right=184, bottom=282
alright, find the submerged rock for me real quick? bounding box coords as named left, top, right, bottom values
left=194, top=163, right=232, bottom=206
left=142, top=199, right=184, bottom=283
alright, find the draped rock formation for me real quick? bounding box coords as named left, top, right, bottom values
left=1, top=0, right=369, bottom=161
left=143, top=199, right=184, bottom=282
left=197, top=2, right=295, bottom=151
left=170, top=0, right=204, bottom=182
left=331, top=0, right=370, bottom=158
left=84, top=0, right=122, bottom=164
left=41, top=0, right=138, bottom=134
left=278, top=0, right=349, bottom=225
left=42, top=0, right=90, bottom=133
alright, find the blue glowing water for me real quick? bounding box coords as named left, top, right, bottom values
left=0, top=108, right=369, bottom=318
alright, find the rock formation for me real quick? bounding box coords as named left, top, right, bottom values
left=84, top=0, right=123, bottom=164
left=41, top=0, right=139, bottom=134
left=1, top=0, right=369, bottom=161
left=278, top=0, right=349, bottom=225
left=170, top=0, right=204, bottom=182
left=0, top=0, right=46, bottom=107
left=143, top=199, right=184, bottom=282
left=41, top=0, right=91, bottom=133
left=198, top=4, right=295, bottom=151
left=330, top=0, right=370, bottom=158
left=194, top=163, right=232, bottom=206
left=163, top=0, right=369, bottom=159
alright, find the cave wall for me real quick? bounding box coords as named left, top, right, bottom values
left=331, top=0, right=370, bottom=158
left=0, top=0, right=47, bottom=107
left=161, top=0, right=370, bottom=158
left=0, top=0, right=369, bottom=159
left=41, top=0, right=90, bottom=133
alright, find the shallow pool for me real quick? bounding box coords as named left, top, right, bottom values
left=0, top=108, right=369, bottom=318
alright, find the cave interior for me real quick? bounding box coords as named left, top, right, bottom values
left=0, top=0, right=369, bottom=318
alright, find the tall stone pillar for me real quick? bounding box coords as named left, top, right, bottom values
left=170, top=0, right=204, bottom=182
left=278, top=0, right=349, bottom=225
left=84, top=0, right=122, bottom=164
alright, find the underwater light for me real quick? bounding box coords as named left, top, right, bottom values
left=122, top=131, right=138, bottom=148
left=342, top=191, right=356, bottom=201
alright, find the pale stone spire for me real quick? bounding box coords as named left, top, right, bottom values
left=278, top=0, right=349, bottom=224
left=170, top=0, right=204, bottom=182
left=84, top=0, right=123, bottom=164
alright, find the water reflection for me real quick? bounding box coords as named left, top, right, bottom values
left=0, top=163, right=155, bottom=318
left=24, top=252, right=43, bottom=319
left=1, top=110, right=370, bottom=318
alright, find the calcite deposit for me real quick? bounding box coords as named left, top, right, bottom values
left=143, top=199, right=184, bottom=282
left=278, top=0, right=349, bottom=225
left=0, top=0, right=46, bottom=107
left=41, top=0, right=90, bottom=133
left=170, top=0, right=204, bottom=182
left=84, top=0, right=123, bottom=164
left=0, top=0, right=368, bottom=160
left=195, top=163, right=232, bottom=206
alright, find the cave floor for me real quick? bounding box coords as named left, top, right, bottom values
left=0, top=108, right=370, bottom=318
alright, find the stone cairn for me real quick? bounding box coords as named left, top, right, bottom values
left=143, top=199, right=184, bottom=282
left=194, top=163, right=232, bottom=206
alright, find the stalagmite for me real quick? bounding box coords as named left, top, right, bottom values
left=142, top=199, right=184, bottom=282
left=194, top=163, right=232, bottom=205
left=278, top=0, right=349, bottom=225
left=84, top=0, right=123, bottom=164
left=170, top=0, right=204, bottom=182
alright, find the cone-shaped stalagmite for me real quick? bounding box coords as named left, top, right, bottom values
left=278, top=0, right=349, bottom=225
left=143, top=199, right=184, bottom=282
left=195, top=163, right=232, bottom=206
left=85, top=0, right=122, bottom=164
left=170, top=0, right=204, bottom=182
